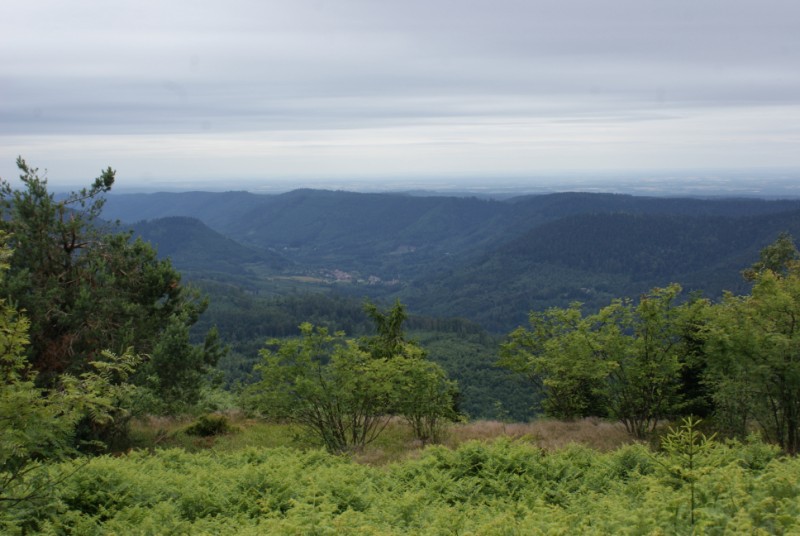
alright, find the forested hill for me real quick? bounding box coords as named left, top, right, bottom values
left=506, top=191, right=800, bottom=218
left=103, top=189, right=800, bottom=332
left=104, top=191, right=267, bottom=230
left=106, top=190, right=514, bottom=277
left=105, top=190, right=800, bottom=243
left=402, top=208, right=800, bottom=330
left=131, top=217, right=291, bottom=276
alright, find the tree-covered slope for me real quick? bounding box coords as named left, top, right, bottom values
left=507, top=191, right=800, bottom=219
left=104, top=191, right=268, bottom=232
left=105, top=189, right=517, bottom=278
left=498, top=210, right=800, bottom=282
left=211, top=189, right=516, bottom=278
left=402, top=208, right=800, bottom=330
left=104, top=191, right=800, bottom=277
left=104, top=189, right=800, bottom=331
left=131, top=216, right=291, bottom=276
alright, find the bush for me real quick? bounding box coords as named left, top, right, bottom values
left=184, top=415, right=235, bottom=437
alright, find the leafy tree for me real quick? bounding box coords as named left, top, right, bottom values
left=501, top=285, right=707, bottom=438
left=0, top=158, right=221, bottom=417
left=391, top=351, right=459, bottom=444
left=139, top=320, right=227, bottom=414
left=247, top=302, right=459, bottom=452
left=741, top=231, right=799, bottom=281
left=598, top=285, right=707, bottom=438
left=246, top=323, right=396, bottom=453
left=2, top=345, right=141, bottom=516
left=705, top=237, right=800, bottom=453
left=361, top=299, right=409, bottom=359
left=498, top=303, right=611, bottom=419
left=361, top=300, right=459, bottom=443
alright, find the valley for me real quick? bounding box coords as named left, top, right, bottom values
left=106, top=189, right=800, bottom=332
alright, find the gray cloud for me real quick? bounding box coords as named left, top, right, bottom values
left=1, top=0, right=799, bottom=185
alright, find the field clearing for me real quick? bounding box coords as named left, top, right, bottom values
left=130, top=414, right=637, bottom=465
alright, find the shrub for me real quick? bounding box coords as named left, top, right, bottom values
left=185, top=414, right=235, bottom=437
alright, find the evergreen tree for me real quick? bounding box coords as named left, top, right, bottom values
left=1, top=232, right=140, bottom=507
left=0, top=158, right=222, bottom=416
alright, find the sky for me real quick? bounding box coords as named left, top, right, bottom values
left=1, top=0, right=799, bottom=192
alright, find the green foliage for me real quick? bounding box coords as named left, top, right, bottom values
left=502, top=285, right=706, bottom=437
left=198, top=288, right=516, bottom=420
left=139, top=321, right=227, bottom=415
left=499, top=302, right=611, bottom=419
left=246, top=306, right=460, bottom=453
left=705, top=237, right=800, bottom=453
left=184, top=414, right=236, bottom=437
left=2, top=340, right=142, bottom=519
left=413, top=330, right=533, bottom=422
left=0, top=159, right=111, bottom=378
left=657, top=417, right=719, bottom=531
left=0, top=236, right=63, bottom=512
left=4, top=437, right=800, bottom=534
left=600, top=285, right=709, bottom=438
left=360, top=300, right=460, bottom=443
left=742, top=231, right=800, bottom=280
left=391, top=355, right=460, bottom=445
left=361, top=299, right=409, bottom=359
left=246, top=324, right=397, bottom=453
left=1, top=234, right=139, bottom=512
left=0, top=158, right=223, bottom=421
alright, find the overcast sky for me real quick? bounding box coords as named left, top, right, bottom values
left=1, top=0, right=799, bottom=191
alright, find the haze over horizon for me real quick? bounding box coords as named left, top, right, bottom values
left=2, top=1, right=799, bottom=193
left=98, top=169, right=800, bottom=200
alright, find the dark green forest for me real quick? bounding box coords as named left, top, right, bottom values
left=5, top=159, right=800, bottom=533
left=108, top=188, right=800, bottom=331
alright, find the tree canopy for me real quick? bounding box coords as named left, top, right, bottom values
left=501, top=233, right=800, bottom=452
left=0, top=158, right=223, bottom=427
left=0, top=231, right=142, bottom=507
left=246, top=302, right=458, bottom=452
left=705, top=235, right=800, bottom=453
left=501, top=284, right=709, bottom=438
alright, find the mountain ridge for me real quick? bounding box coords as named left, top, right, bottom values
left=104, top=189, right=800, bottom=332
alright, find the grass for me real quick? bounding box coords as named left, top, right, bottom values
left=446, top=418, right=633, bottom=452
left=129, top=413, right=308, bottom=452
left=127, top=413, right=637, bottom=465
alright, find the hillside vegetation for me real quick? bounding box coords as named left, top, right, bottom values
left=132, top=216, right=290, bottom=276
left=6, top=428, right=798, bottom=534
left=5, top=160, right=800, bottom=533
left=104, top=189, right=800, bottom=331
left=102, top=188, right=800, bottom=422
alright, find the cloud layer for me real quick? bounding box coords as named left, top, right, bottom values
left=2, top=0, right=799, bottom=188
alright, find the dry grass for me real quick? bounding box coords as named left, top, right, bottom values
left=127, top=414, right=638, bottom=465
left=444, top=418, right=635, bottom=452
left=353, top=417, right=636, bottom=465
